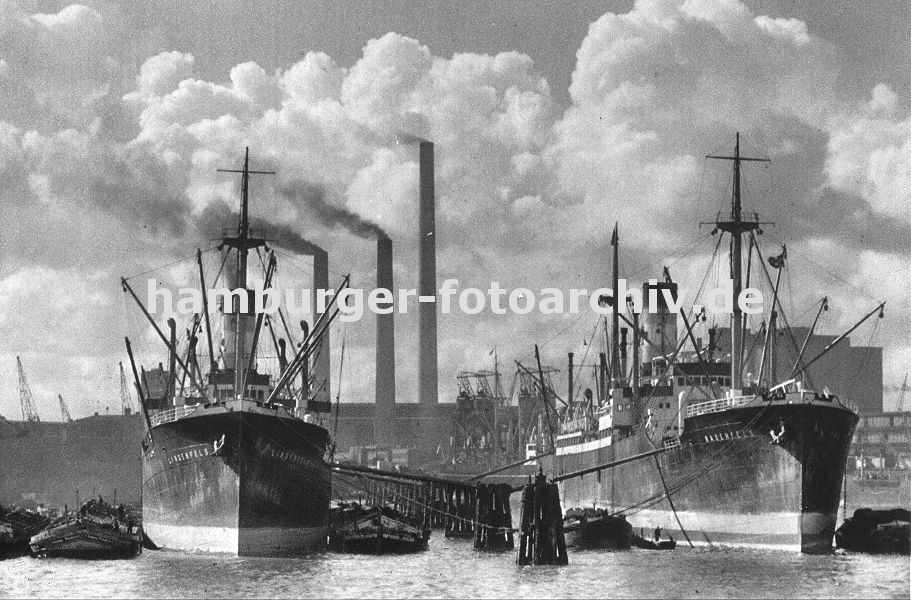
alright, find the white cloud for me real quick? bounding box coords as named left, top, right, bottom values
left=826, top=84, right=911, bottom=222
left=133, top=51, right=195, bottom=99
left=1, top=0, right=909, bottom=414
left=0, top=3, right=114, bottom=123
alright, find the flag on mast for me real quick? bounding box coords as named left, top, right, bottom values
left=768, top=245, right=787, bottom=269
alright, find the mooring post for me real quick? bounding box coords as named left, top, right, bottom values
left=474, top=483, right=515, bottom=551
left=445, top=486, right=456, bottom=537
left=517, top=470, right=568, bottom=565
left=474, top=484, right=490, bottom=549
left=435, top=483, right=443, bottom=527
left=437, top=483, right=450, bottom=529
left=466, top=486, right=477, bottom=536
left=500, top=483, right=515, bottom=549
left=445, top=484, right=477, bottom=538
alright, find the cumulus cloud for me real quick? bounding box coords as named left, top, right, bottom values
left=135, top=51, right=195, bottom=98
left=826, top=84, right=911, bottom=222
left=0, top=0, right=906, bottom=416
left=0, top=3, right=115, bottom=125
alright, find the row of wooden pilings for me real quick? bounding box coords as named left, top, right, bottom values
left=430, top=475, right=566, bottom=563
left=360, top=478, right=431, bottom=529
left=333, top=465, right=567, bottom=564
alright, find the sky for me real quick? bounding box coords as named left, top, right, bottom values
left=0, top=0, right=909, bottom=419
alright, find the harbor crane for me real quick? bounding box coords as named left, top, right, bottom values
left=17, top=356, right=40, bottom=422
left=58, top=394, right=72, bottom=422
left=119, top=362, right=134, bottom=415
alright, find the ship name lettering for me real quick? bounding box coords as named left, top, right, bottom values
left=167, top=445, right=213, bottom=464
left=270, top=448, right=306, bottom=465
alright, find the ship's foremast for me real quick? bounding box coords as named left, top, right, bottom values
left=217, top=148, right=274, bottom=397
left=707, top=133, right=769, bottom=390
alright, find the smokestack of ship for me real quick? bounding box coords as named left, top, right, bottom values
left=375, top=236, right=395, bottom=445
left=418, top=140, right=438, bottom=406
left=311, top=249, right=330, bottom=407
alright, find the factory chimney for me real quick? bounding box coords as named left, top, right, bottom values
left=311, top=249, right=330, bottom=407
left=418, top=141, right=438, bottom=405
left=375, top=237, right=395, bottom=445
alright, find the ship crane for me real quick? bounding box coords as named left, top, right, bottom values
left=119, top=362, right=134, bottom=415
left=58, top=394, right=72, bottom=422
left=17, top=356, right=40, bottom=422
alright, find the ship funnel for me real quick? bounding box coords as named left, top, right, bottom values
left=375, top=236, right=396, bottom=445
left=641, top=281, right=678, bottom=367
left=418, top=141, right=438, bottom=405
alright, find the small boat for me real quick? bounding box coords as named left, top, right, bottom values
left=329, top=503, right=430, bottom=554
left=29, top=497, right=142, bottom=559
left=631, top=528, right=677, bottom=550
left=0, top=506, right=50, bottom=558
left=835, top=508, right=910, bottom=555
left=563, top=508, right=632, bottom=549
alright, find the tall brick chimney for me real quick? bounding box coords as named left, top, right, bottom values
left=375, top=237, right=395, bottom=445
left=418, top=140, right=438, bottom=405
left=310, top=249, right=330, bottom=407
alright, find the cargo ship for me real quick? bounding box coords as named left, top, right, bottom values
left=122, top=149, right=336, bottom=556
left=551, top=135, right=872, bottom=553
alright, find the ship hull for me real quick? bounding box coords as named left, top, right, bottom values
left=554, top=401, right=857, bottom=553
left=142, top=406, right=331, bottom=556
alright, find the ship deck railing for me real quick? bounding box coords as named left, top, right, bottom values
left=150, top=404, right=200, bottom=428
left=559, top=415, right=595, bottom=435
left=685, top=385, right=853, bottom=419
left=684, top=394, right=759, bottom=419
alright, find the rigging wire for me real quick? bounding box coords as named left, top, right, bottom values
left=765, top=232, right=884, bottom=304
left=626, top=231, right=714, bottom=281
left=123, top=246, right=219, bottom=282
left=571, top=320, right=602, bottom=401
left=616, top=397, right=783, bottom=518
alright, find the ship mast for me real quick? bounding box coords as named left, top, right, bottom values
left=218, top=148, right=274, bottom=397
left=707, top=134, right=769, bottom=389
left=610, top=222, right=620, bottom=384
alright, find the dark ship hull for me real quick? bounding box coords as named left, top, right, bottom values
left=554, top=399, right=857, bottom=553
left=142, top=403, right=331, bottom=556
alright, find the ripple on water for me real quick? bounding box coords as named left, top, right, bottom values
left=1, top=539, right=908, bottom=599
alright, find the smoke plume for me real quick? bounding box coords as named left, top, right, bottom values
left=279, top=180, right=389, bottom=240
left=195, top=201, right=326, bottom=256
left=395, top=132, right=428, bottom=145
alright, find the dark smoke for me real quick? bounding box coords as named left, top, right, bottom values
left=278, top=180, right=389, bottom=241
left=195, top=201, right=326, bottom=256
left=252, top=217, right=327, bottom=256
left=395, top=132, right=427, bottom=145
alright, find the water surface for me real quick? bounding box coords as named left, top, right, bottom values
left=2, top=537, right=908, bottom=599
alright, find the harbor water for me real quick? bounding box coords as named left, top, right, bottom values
left=2, top=537, right=908, bottom=599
